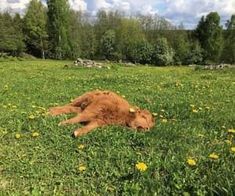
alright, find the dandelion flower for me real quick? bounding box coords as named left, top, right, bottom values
left=192, top=109, right=198, bottom=113
left=78, top=165, right=86, bottom=172
left=136, top=162, right=147, bottom=172
left=209, top=153, right=219, bottom=160
left=225, top=140, right=232, bottom=145
left=187, top=158, right=196, bottom=166
left=228, top=129, right=235, bottom=134
left=152, top=113, right=158, bottom=117
left=28, top=115, right=35, bottom=120
left=78, top=144, right=85, bottom=149
left=32, top=132, right=40, bottom=137
left=231, top=147, right=235, bottom=153
left=15, top=133, right=21, bottom=139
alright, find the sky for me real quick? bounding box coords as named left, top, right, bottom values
left=0, top=0, right=235, bottom=29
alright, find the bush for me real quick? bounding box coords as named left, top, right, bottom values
left=128, top=40, right=153, bottom=64
left=152, top=38, right=174, bottom=66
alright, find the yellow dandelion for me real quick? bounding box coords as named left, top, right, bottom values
left=197, top=134, right=204, bottom=137
left=152, top=113, right=158, bottom=117
left=32, top=132, right=40, bottom=137
left=15, top=133, right=21, bottom=139
left=28, top=115, right=35, bottom=120
left=192, top=109, right=198, bottom=113
left=136, top=162, right=148, bottom=172
left=228, top=129, right=235, bottom=134
left=225, top=140, right=232, bottom=145
left=231, top=147, right=235, bottom=153
left=187, top=158, right=196, bottom=166
left=209, top=153, right=219, bottom=160
left=78, top=144, right=85, bottom=149
left=129, top=108, right=136, bottom=113
left=162, top=119, right=168, bottom=123
left=78, top=165, right=86, bottom=172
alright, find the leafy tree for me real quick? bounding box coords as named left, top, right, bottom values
left=152, top=38, right=174, bottom=66
left=24, top=0, right=47, bottom=58
left=171, top=31, right=191, bottom=65
left=0, top=12, right=24, bottom=55
left=116, top=18, right=146, bottom=60
left=194, top=12, right=223, bottom=63
left=221, top=15, right=235, bottom=63
left=47, top=0, right=70, bottom=59
left=80, top=24, right=97, bottom=59
left=100, top=30, right=116, bottom=60
left=67, top=10, right=82, bottom=59
left=185, top=41, right=204, bottom=65
left=129, top=40, right=153, bottom=64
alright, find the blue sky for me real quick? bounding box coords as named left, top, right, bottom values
left=0, top=0, right=234, bottom=29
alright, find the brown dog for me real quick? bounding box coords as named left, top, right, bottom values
left=49, top=90, right=155, bottom=137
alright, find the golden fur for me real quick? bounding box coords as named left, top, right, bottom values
left=49, top=90, right=155, bottom=137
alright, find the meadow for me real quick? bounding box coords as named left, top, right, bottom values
left=0, top=60, right=235, bottom=195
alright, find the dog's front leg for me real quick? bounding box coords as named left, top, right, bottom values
left=73, top=121, right=101, bottom=137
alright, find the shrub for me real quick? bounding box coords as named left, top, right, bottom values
left=152, top=38, right=174, bottom=66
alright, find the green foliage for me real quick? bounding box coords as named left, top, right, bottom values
left=0, top=13, right=25, bottom=55
left=23, top=0, right=48, bottom=58
left=129, top=40, right=153, bottom=64
left=0, top=60, right=235, bottom=195
left=194, top=12, right=223, bottom=63
left=185, top=41, right=204, bottom=65
left=152, top=38, right=174, bottom=66
left=171, top=31, right=191, bottom=65
left=47, top=0, right=71, bottom=59
left=221, top=15, right=235, bottom=64
left=100, top=30, right=116, bottom=60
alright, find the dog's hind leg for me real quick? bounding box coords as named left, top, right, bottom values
left=49, top=105, right=81, bottom=116
left=58, top=111, right=95, bottom=126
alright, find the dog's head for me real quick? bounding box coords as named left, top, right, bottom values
left=128, top=109, right=155, bottom=131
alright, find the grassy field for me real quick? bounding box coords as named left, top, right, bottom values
left=0, top=60, right=235, bottom=195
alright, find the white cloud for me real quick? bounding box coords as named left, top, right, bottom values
left=69, top=0, right=87, bottom=11
left=0, top=0, right=234, bottom=28
left=0, top=0, right=29, bottom=12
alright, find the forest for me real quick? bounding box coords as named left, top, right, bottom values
left=0, top=0, right=234, bottom=65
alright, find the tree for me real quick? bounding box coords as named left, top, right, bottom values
left=194, top=12, right=223, bottom=63
left=129, top=40, right=153, bottom=64
left=152, top=38, right=174, bottom=66
left=24, top=0, right=47, bottom=58
left=0, top=12, right=25, bottom=55
left=67, top=10, right=82, bottom=59
left=100, top=30, right=116, bottom=60
left=116, top=18, right=146, bottom=60
left=47, top=0, right=70, bottom=59
left=221, top=15, right=235, bottom=63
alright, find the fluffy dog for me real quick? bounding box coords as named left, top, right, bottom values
left=49, top=90, right=155, bottom=137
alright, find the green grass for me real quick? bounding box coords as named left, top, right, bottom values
left=0, top=60, right=235, bottom=195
